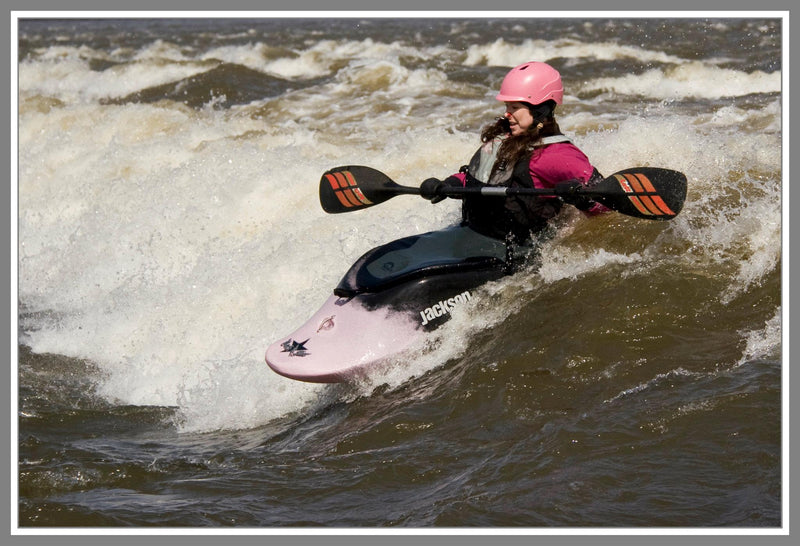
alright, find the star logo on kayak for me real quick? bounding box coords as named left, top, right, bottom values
left=281, top=338, right=310, bottom=357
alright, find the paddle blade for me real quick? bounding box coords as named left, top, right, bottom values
left=319, top=165, right=404, bottom=214
left=591, top=167, right=687, bottom=220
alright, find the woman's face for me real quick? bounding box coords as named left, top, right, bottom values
left=503, top=102, right=534, bottom=136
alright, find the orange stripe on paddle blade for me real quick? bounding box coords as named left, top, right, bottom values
left=341, top=188, right=364, bottom=207
left=342, top=170, right=358, bottom=187
left=633, top=173, right=657, bottom=193
left=628, top=196, right=654, bottom=216
left=325, top=173, right=341, bottom=190
left=638, top=195, right=666, bottom=216
left=650, top=195, right=676, bottom=216
left=623, top=173, right=645, bottom=193
left=630, top=173, right=674, bottom=215
left=333, top=170, right=373, bottom=205
left=333, top=190, right=353, bottom=208
left=333, top=172, right=349, bottom=189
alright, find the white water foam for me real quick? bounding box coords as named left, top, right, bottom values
left=19, top=54, right=210, bottom=104
left=464, top=37, right=689, bottom=68
left=738, top=311, right=782, bottom=366
left=17, top=97, right=471, bottom=432
left=582, top=63, right=781, bottom=100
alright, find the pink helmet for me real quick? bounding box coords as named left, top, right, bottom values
left=495, top=61, right=563, bottom=105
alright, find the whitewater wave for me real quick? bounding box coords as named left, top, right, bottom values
left=582, top=63, right=782, bottom=100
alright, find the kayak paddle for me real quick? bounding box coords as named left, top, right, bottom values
left=320, top=165, right=687, bottom=221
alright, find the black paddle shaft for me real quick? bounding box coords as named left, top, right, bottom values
left=320, top=165, right=687, bottom=220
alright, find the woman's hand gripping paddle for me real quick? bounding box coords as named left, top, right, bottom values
left=319, top=165, right=687, bottom=221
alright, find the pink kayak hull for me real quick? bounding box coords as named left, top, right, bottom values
left=265, top=294, right=422, bottom=383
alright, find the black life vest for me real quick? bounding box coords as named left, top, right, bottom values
left=460, top=135, right=573, bottom=243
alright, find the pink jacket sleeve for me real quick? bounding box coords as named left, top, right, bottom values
left=529, top=143, right=610, bottom=215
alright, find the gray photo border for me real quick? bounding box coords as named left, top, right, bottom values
left=5, top=2, right=794, bottom=545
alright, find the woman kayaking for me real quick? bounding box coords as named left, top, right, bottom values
left=419, top=61, right=609, bottom=247
left=267, top=62, right=686, bottom=382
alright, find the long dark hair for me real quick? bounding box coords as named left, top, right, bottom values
left=480, top=100, right=561, bottom=179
